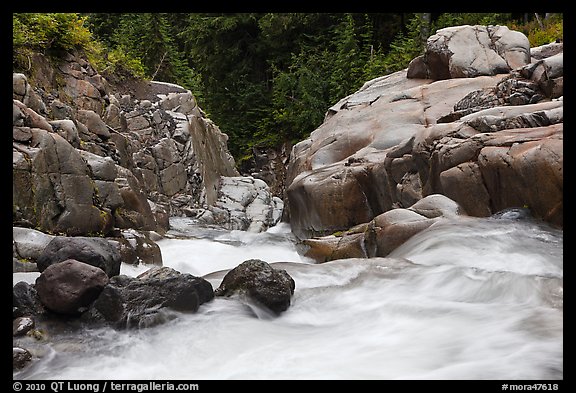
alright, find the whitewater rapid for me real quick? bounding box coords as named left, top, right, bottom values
left=13, top=215, right=563, bottom=380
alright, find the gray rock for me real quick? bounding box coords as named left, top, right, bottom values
left=49, top=119, right=81, bottom=147
left=11, top=67, right=253, bottom=239
left=13, top=227, right=55, bottom=263
left=78, top=150, right=117, bottom=181
left=114, top=166, right=158, bottom=231
left=522, top=53, right=563, bottom=98
left=49, top=99, right=74, bottom=120
left=530, top=42, right=563, bottom=60
left=61, top=76, right=104, bottom=113
left=36, top=236, right=122, bottom=277
left=110, top=229, right=163, bottom=265
left=215, top=259, right=295, bottom=315
left=85, top=267, right=213, bottom=328
left=13, top=127, right=112, bottom=237
left=13, top=101, right=25, bottom=126
left=76, top=109, right=111, bottom=139
left=407, top=193, right=467, bottom=218
left=103, top=102, right=123, bottom=130
left=208, top=176, right=283, bottom=232
left=408, top=25, right=530, bottom=80
left=126, top=113, right=151, bottom=131
left=94, top=180, right=124, bottom=210
left=35, top=259, right=109, bottom=315
left=13, top=347, right=33, bottom=370
left=13, top=281, right=45, bottom=318
left=13, top=317, right=35, bottom=336
left=13, top=257, right=38, bottom=273
left=14, top=100, right=53, bottom=132
left=13, top=73, right=29, bottom=99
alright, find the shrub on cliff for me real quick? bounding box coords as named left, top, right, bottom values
left=13, top=13, right=145, bottom=80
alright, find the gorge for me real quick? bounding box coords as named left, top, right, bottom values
left=13, top=23, right=563, bottom=380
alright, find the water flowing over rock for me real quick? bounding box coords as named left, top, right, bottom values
left=13, top=47, right=287, bottom=368
left=303, top=194, right=467, bottom=262
left=286, top=30, right=563, bottom=240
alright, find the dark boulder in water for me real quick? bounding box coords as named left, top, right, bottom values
left=13, top=347, right=32, bottom=370
left=35, top=259, right=109, bottom=315
left=13, top=281, right=45, bottom=318
left=84, top=266, right=214, bottom=328
left=215, top=259, right=295, bottom=315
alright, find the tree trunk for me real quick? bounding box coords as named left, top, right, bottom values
left=419, top=13, right=431, bottom=45
left=534, top=13, right=544, bottom=29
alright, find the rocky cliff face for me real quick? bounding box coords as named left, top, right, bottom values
left=286, top=25, right=563, bottom=248
left=13, top=50, right=282, bottom=270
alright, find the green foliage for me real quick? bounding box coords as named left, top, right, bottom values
left=13, top=13, right=95, bottom=68
left=526, top=21, right=563, bottom=46
left=97, top=46, right=147, bottom=79
left=13, top=13, right=147, bottom=80
left=370, top=14, right=426, bottom=77
left=13, top=13, right=93, bottom=53
left=14, top=12, right=563, bottom=168
left=431, top=13, right=513, bottom=31
left=508, top=14, right=563, bottom=47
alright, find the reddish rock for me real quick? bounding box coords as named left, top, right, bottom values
left=35, top=259, right=109, bottom=315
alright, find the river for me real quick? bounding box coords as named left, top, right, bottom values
left=13, top=214, right=563, bottom=380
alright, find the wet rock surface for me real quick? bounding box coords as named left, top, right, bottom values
left=82, top=266, right=214, bottom=328
left=215, top=259, right=295, bottom=315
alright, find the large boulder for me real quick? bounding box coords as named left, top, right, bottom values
left=215, top=259, right=295, bottom=315
left=199, top=176, right=283, bottom=232
left=35, top=259, right=109, bottom=315
left=303, top=194, right=466, bottom=262
left=84, top=267, right=214, bottom=328
left=13, top=125, right=114, bottom=237
left=286, top=25, right=562, bottom=240
left=286, top=72, right=505, bottom=239
left=408, top=25, right=530, bottom=80
left=36, top=236, right=122, bottom=277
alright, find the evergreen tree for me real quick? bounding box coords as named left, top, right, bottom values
left=39, top=12, right=560, bottom=166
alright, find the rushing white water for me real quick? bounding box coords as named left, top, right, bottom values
left=13, top=215, right=562, bottom=380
